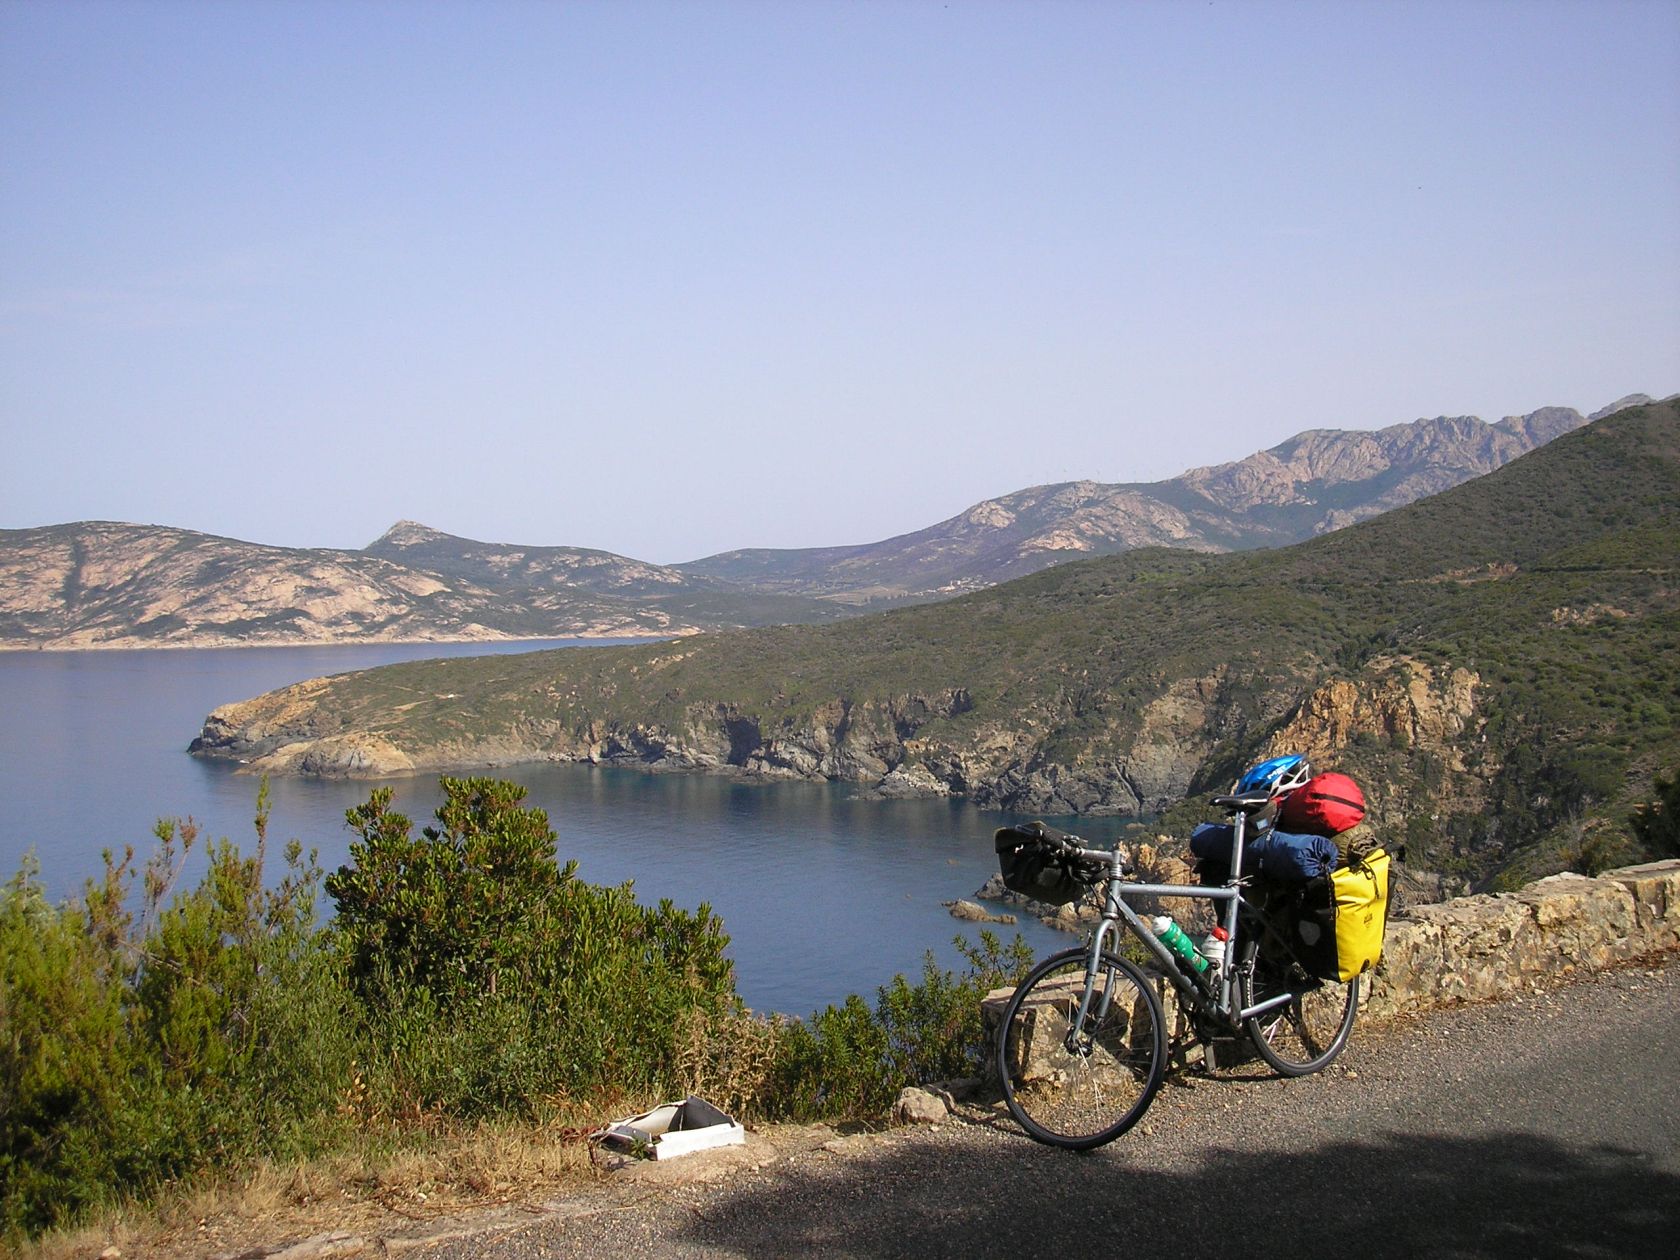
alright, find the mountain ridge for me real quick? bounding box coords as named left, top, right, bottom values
left=674, top=397, right=1655, bottom=599
left=1, top=393, right=1660, bottom=649
left=0, top=521, right=847, bottom=650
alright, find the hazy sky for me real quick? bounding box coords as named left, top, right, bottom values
left=3, top=0, right=1677, bottom=563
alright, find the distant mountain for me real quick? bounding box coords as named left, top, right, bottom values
left=676, top=397, right=1654, bottom=600
left=190, top=397, right=1680, bottom=892
left=1, top=394, right=1659, bottom=649
left=362, top=520, right=693, bottom=597
left=0, top=522, right=845, bottom=650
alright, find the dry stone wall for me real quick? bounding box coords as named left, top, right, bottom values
left=981, top=859, right=1680, bottom=1051
left=1363, top=859, right=1680, bottom=1021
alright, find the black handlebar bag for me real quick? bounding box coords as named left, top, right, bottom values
left=995, top=822, right=1097, bottom=906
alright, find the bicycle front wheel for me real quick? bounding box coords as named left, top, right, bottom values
left=1239, top=938, right=1358, bottom=1077
left=996, top=947, right=1166, bottom=1150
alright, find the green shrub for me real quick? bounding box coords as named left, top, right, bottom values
left=768, top=930, right=1034, bottom=1122
left=0, top=807, right=361, bottom=1239
left=772, top=994, right=895, bottom=1120
left=0, top=854, right=133, bottom=1234
left=328, top=779, right=570, bottom=1011
left=1570, top=821, right=1638, bottom=877
left=878, top=931, right=1035, bottom=1086
left=325, top=777, right=740, bottom=1118
left=3, top=773, right=1037, bottom=1237
left=1630, top=767, right=1680, bottom=858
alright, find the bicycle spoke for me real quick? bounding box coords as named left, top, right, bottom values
left=1240, top=941, right=1358, bottom=1076
left=998, top=949, right=1165, bottom=1149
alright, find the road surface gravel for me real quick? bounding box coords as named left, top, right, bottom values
left=407, top=954, right=1679, bottom=1260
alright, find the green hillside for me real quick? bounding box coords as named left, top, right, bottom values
left=193, top=400, right=1680, bottom=890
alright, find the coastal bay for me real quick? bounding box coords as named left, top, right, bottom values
left=0, top=641, right=1069, bottom=1015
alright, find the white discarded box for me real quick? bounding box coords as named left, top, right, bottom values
left=600, top=1095, right=746, bottom=1161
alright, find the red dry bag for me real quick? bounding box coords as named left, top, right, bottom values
left=1279, top=772, right=1366, bottom=837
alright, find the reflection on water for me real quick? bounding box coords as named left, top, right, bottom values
left=1, top=642, right=1082, bottom=1013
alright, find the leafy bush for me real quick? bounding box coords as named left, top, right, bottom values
left=0, top=854, right=132, bottom=1234
left=3, top=776, right=1037, bottom=1239
left=328, top=779, right=570, bottom=1010
left=1630, top=767, right=1680, bottom=858
left=772, top=994, right=896, bottom=1120
left=768, top=930, right=1034, bottom=1122
left=325, top=777, right=740, bottom=1117
left=0, top=807, right=360, bottom=1239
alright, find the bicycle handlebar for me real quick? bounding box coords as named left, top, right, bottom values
left=1046, top=831, right=1125, bottom=874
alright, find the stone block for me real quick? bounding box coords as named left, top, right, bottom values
left=1414, top=895, right=1534, bottom=1001
left=892, top=1086, right=952, bottom=1125
left=1365, top=917, right=1447, bottom=1021
left=1508, top=872, right=1639, bottom=970
left=984, top=971, right=1158, bottom=1086
left=1603, top=860, right=1680, bottom=952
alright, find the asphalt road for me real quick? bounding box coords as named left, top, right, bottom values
left=419, top=958, right=1679, bottom=1260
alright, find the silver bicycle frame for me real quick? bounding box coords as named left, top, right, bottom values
left=1066, top=806, right=1294, bottom=1037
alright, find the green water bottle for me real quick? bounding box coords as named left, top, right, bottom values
left=1150, top=914, right=1210, bottom=975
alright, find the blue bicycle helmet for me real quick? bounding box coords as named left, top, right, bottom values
left=1234, top=753, right=1311, bottom=797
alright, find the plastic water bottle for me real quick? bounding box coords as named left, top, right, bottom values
left=1198, top=925, right=1229, bottom=971
left=1150, top=915, right=1210, bottom=975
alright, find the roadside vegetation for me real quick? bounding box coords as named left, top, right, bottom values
left=0, top=778, right=1033, bottom=1246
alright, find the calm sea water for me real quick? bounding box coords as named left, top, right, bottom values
left=0, top=641, right=1073, bottom=1013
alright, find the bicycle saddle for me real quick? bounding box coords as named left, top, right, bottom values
left=1210, top=792, right=1274, bottom=813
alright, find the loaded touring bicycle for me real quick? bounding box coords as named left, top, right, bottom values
left=992, top=756, right=1391, bottom=1150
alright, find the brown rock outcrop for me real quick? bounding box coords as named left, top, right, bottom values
left=1262, top=656, right=1478, bottom=769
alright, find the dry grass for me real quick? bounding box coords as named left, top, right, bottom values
left=5, top=1113, right=617, bottom=1260
left=674, top=1005, right=791, bottom=1122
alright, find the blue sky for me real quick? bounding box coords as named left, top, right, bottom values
left=3, top=0, right=1677, bottom=563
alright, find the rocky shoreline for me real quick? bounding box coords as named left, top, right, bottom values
left=0, top=630, right=666, bottom=653
left=187, top=651, right=1479, bottom=829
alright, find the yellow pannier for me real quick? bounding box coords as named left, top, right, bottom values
left=1293, top=848, right=1391, bottom=983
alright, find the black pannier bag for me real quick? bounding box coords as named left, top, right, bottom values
left=995, top=821, right=1101, bottom=906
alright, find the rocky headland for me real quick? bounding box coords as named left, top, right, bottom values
left=0, top=521, right=842, bottom=650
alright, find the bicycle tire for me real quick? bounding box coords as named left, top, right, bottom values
left=1238, top=936, right=1358, bottom=1077
left=996, top=946, right=1166, bottom=1150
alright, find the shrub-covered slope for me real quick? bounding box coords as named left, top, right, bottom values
left=192, top=400, right=1680, bottom=889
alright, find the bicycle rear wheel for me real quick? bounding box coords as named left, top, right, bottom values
left=996, top=947, right=1166, bottom=1150
left=1239, top=938, right=1358, bottom=1076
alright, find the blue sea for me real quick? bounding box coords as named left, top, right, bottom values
left=0, top=640, right=1076, bottom=1014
